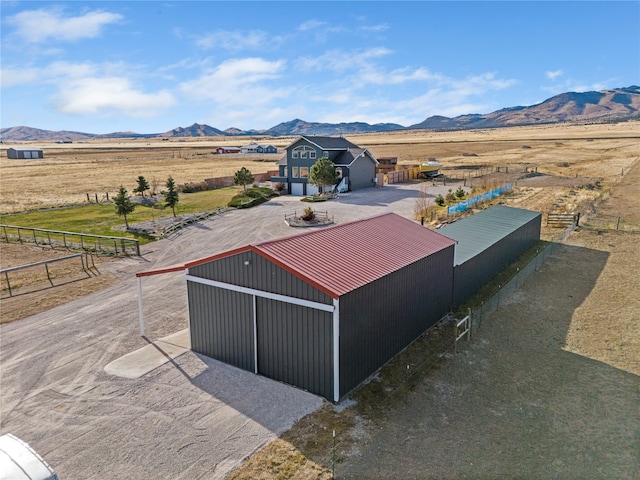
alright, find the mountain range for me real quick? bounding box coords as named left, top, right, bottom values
left=1, top=86, right=638, bottom=142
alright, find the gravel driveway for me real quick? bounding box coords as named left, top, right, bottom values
left=0, top=183, right=436, bottom=479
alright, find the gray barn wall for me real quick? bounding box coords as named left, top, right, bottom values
left=338, top=244, right=454, bottom=397
left=257, top=298, right=333, bottom=399
left=452, top=215, right=541, bottom=307
left=188, top=282, right=254, bottom=371
left=188, top=250, right=333, bottom=305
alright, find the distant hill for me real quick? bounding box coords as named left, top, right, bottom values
left=160, top=123, right=226, bottom=137
left=260, top=118, right=405, bottom=136
left=2, top=86, right=638, bottom=142
left=410, top=86, right=640, bottom=130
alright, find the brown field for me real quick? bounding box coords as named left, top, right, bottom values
left=1, top=121, right=638, bottom=214
left=1, top=122, right=639, bottom=478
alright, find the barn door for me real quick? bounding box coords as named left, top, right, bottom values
left=256, top=298, right=333, bottom=400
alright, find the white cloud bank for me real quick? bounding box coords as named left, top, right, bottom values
left=7, top=8, right=122, bottom=43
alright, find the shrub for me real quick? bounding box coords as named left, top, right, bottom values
left=445, top=189, right=456, bottom=203
left=455, top=187, right=466, bottom=199
left=435, top=194, right=445, bottom=206
left=301, top=207, right=315, bottom=221
left=274, top=182, right=285, bottom=192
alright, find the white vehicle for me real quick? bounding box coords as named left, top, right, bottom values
left=0, top=434, right=58, bottom=480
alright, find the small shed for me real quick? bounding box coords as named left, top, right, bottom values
left=7, top=148, right=44, bottom=159
left=185, top=213, right=455, bottom=401
left=377, top=157, right=397, bottom=173
left=438, top=205, right=542, bottom=307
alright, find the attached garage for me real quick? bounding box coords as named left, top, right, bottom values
left=438, top=205, right=542, bottom=307
left=185, top=213, right=456, bottom=401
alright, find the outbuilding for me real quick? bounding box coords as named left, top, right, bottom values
left=438, top=205, right=542, bottom=307
left=184, top=213, right=455, bottom=401
left=7, top=147, right=44, bottom=159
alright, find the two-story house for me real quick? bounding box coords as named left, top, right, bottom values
left=271, top=136, right=378, bottom=195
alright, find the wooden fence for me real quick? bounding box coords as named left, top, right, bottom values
left=0, top=224, right=140, bottom=256
left=546, top=213, right=580, bottom=228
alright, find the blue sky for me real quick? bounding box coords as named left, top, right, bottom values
left=1, top=1, right=638, bottom=134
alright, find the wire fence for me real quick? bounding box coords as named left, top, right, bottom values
left=580, top=213, right=640, bottom=232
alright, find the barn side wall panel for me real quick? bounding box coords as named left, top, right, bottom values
left=257, top=298, right=334, bottom=400
left=338, top=244, right=455, bottom=397
left=189, top=251, right=332, bottom=304
left=452, top=214, right=541, bottom=306
left=188, top=281, right=254, bottom=372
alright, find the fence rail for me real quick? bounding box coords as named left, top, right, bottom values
left=0, top=224, right=140, bottom=256
left=1, top=252, right=97, bottom=297
left=547, top=212, right=580, bottom=227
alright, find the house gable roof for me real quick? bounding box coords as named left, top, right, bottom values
left=185, top=213, right=455, bottom=298
left=286, top=135, right=360, bottom=151
left=333, top=148, right=379, bottom=166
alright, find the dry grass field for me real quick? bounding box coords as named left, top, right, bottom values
left=1, top=121, right=637, bottom=214
left=1, top=122, right=639, bottom=478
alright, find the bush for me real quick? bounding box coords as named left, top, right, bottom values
left=180, top=181, right=210, bottom=193
left=435, top=194, right=445, bottom=206
left=445, top=188, right=456, bottom=203
left=301, top=207, right=315, bottom=221
left=274, top=182, right=285, bottom=192
left=227, top=186, right=277, bottom=208
left=455, top=187, right=466, bottom=199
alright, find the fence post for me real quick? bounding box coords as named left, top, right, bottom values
left=45, top=263, right=53, bottom=286
left=87, top=193, right=91, bottom=203
left=4, top=271, right=12, bottom=297
left=95, top=193, right=99, bottom=203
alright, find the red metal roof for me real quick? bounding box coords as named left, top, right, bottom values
left=141, top=213, right=455, bottom=298
left=252, top=212, right=455, bottom=298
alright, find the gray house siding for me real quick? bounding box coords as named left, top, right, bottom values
left=188, top=282, right=254, bottom=371
left=257, top=298, right=333, bottom=399
left=338, top=244, right=455, bottom=396
left=188, top=251, right=332, bottom=305
left=346, top=154, right=376, bottom=190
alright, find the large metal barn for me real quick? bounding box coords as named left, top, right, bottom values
left=438, top=205, right=542, bottom=307
left=184, top=213, right=455, bottom=401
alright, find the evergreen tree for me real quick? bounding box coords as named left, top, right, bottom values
left=114, top=185, right=135, bottom=229
left=234, top=167, right=254, bottom=193
left=134, top=175, right=150, bottom=197
left=164, top=176, right=179, bottom=217
left=308, top=157, right=338, bottom=194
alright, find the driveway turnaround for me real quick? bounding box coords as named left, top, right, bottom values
left=0, top=183, right=439, bottom=478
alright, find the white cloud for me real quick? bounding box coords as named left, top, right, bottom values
left=297, top=47, right=393, bottom=73
left=53, top=76, right=175, bottom=117
left=0, top=68, right=39, bottom=87
left=298, top=20, right=327, bottom=32
left=546, top=69, right=563, bottom=80
left=7, top=8, right=122, bottom=43
left=195, top=30, right=272, bottom=51
left=180, top=57, right=288, bottom=105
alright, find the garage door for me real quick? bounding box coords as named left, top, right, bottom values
left=306, top=184, right=319, bottom=196
left=256, top=298, right=333, bottom=399
left=290, top=183, right=304, bottom=196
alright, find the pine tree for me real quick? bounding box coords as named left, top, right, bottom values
left=164, top=176, right=179, bottom=217
left=114, top=185, right=135, bottom=229
left=234, top=167, right=254, bottom=193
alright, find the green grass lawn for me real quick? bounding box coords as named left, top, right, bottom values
left=0, top=188, right=238, bottom=244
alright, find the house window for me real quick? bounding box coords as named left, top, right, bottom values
left=292, top=151, right=298, bottom=159
left=292, top=167, right=299, bottom=178
left=323, top=151, right=329, bottom=158
left=300, top=167, right=309, bottom=178
left=292, top=145, right=315, bottom=159
left=300, top=150, right=307, bottom=158
left=309, top=151, right=316, bottom=159
left=335, top=167, right=343, bottom=179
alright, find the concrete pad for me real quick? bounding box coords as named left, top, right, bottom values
left=104, top=329, right=190, bottom=379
